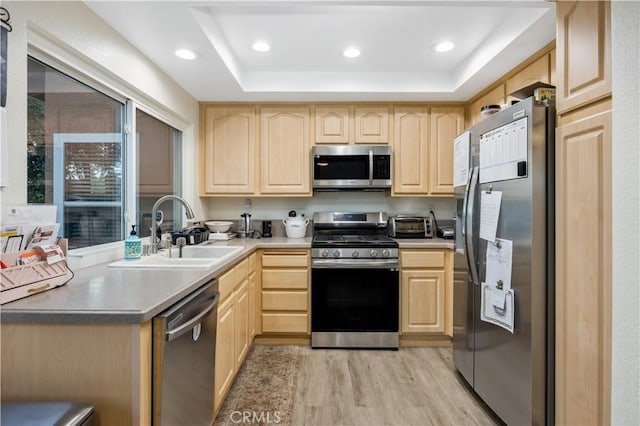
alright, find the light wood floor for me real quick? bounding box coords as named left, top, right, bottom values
left=292, top=347, right=501, bottom=426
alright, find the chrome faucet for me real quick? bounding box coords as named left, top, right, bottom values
left=149, top=195, right=195, bottom=254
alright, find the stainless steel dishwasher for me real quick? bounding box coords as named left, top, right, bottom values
left=152, top=279, right=219, bottom=426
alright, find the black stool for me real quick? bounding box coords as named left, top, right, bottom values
left=1, top=402, right=95, bottom=426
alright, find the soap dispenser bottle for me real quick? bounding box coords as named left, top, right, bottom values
left=124, top=225, right=142, bottom=259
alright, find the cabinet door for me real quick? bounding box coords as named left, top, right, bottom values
left=556, top=1, right=611, bottom=113
left=392, top=107, right=429, bottom=195
left=354, top=106, right=390, bottom=144
left=201, top=106, right=256, bottom=194
left=401, top=270, right=445, bottom=333
left=214, top=296, right=235, bottom=412
left=259, top=107, right=311, bottom=194
left=234, top=280, right=249, bottom=367
left=506, top=55, right=550, bottom=103
left=469, top=84, right=506, bottom=126
left=314, top=106, right=350, bottom=144
left=555, top=108, right=611, bottom=426
left=248, top=271, right=256, bottom=339
left=429, top=107, right=464, bottom=195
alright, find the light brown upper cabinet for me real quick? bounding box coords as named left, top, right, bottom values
left=506, top=55, right=550, bottom=103
left=469, top=84, right=506, bottom=126
left=392, top=107, right=430, bottom=195
left=314, top=106, right=350, bottom=144
left=392, top=106, right=462, bottom=196
left=354, top=106, right=391, bottom=144
left=429, top=107, right=464, bottom=195
left=260, top=107, right=312, bottom=195
left=556, top=0, right=611, bottom=114
left=201, top=106, right=256, bottom=195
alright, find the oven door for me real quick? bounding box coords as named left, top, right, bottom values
left=311, top=259, right=399, bottom=348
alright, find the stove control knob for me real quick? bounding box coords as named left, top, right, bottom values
left=352, top=250, right=360, bottom=258
left=370, top=249, right=378, bottom=257
left=382, top=249, right=390, bottom=258
left=321, top=249, right=329, bottom=258
left=332, top=250, right=341, bottom=258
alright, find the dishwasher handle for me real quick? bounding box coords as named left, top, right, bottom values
left=165, top=292, right=220, bottom=342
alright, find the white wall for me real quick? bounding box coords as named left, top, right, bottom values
left=0, top=1, right=202, bottom=219
left=611, top=1, right=640, bottom=424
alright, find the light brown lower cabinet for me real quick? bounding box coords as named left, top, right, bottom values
left=555, top=104, right=612, bottom=426
left=214, top=293, right=236, bottom=413
left=260, top=250, right=310, bottom=334
left=401, top=269, right=446, bottom=333
left=1, top=322, right=152, bottom=425
left=399, top=249, right=453, bottom=338
left=213, top=254, right=257, bottom=414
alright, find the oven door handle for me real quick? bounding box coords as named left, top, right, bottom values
left=312, top=259, right=399, bottom=269
left=369, top=149, right=374, bottom=186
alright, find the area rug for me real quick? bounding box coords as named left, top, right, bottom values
left=215, top=345, right=301, bottom=426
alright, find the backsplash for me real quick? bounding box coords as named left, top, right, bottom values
left=202, top=192, right=455, bottom=223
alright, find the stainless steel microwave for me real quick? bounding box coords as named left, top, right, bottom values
left=312, top=145, right=392, bottom=190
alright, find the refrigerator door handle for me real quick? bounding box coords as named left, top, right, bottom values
left=466, top=166, right=480, bottom=286
left=461, top=169, right=471, bottom=255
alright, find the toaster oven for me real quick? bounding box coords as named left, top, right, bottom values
left=388, top=215, right=433, bottom=238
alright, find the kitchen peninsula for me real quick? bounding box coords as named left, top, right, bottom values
left=1, top=237, right=453, bottom=423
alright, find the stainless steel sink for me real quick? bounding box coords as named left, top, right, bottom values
left=109, top=245, right=243, bottom=269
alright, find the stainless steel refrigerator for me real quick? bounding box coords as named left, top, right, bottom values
left=452, top=97, right=555, bottom=425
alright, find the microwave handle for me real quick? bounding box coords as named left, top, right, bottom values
left=369, top=150, right=374, bottom=185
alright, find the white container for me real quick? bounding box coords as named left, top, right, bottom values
left=283, top=217, right=309, bottom=239
left=205, top=221, right=233, bottom=233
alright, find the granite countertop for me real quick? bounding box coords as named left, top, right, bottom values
left=0, top=236, right=452, bottom=324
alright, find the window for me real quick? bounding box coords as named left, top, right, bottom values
left=27, top=57, right=182, bottom=249
left=135, top=108, right=182, bottom=238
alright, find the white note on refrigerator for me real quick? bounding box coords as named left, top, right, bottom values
left=453, top=131, right=471, bottom=188
left=479, top=190, right=502, bottom=242
left=481, top=283, right=515, bottom=333
left=486, top=238, right=513, bottom=293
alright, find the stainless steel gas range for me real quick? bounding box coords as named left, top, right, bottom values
left=310, top=212, right=399, bottom=349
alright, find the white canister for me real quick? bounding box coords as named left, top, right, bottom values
left=283, top=217, right=309, bottom=239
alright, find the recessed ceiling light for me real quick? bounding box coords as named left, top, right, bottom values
left=434, top=41, right=455, bottom=53
left=343, top=47, right=361, bottom=58
left=174, top=49, right=198, bottom=60
left=252, top=41, right=271, bottom=52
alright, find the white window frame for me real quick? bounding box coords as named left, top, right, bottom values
left=53, top=132, right=124, bottom=238
left=27, top=35, right=188, bottom=254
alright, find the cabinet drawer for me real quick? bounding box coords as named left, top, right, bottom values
left=262, top=291, right=308, bottom=311
left=218, top=268, right=236, bottom=301
left=401, top=250, right=445, bottom=268
left=261, top=252, right=309, bottom=268
left=262, top=269, right=308, bottom=289
left=261, top=313, right=308, bottom=333
left=248, top=252, right=256, bottom=272
left=235, top=258, right=249, bottom=283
